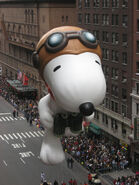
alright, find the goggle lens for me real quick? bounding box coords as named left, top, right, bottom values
left=82, top=31, right=96, bottom=43
left=48, top=33, right=63, bottom=47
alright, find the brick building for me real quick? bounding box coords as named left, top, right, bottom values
left=77, top=0, right=139, bottom=151
left=0, top=0, right=76, bottom=98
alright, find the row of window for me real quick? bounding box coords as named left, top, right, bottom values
left=78, top=0, right=128, bottom=8
left=78, top=13, right=128, bottom=26
left=101, top=49, right=127, bottom=64
left=94, top=111, right=127, bottom=135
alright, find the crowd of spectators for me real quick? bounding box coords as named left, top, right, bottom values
left=61, top=133, right=130, bottom=174
left=113, top=175, right=139, bottom=185
left=0, top=77, right=41, bottom=128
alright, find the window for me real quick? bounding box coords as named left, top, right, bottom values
left=112, top=32, right=119, bottom=44
left=94, top=110, right=99, bottom=120
left=31, top=10, right=34, bottom=23
left=112, top=50, right=119, bottom=61
left=111, top=84, right=118, bottom=97
left=78, top=0, right=82, bottom=8
left=112, top=14, right=119, bottom=26
left=122, top=15, right=128, bottom=26
left=111, top=100, right=118, bottom=113
left=84, top=0, right=90, bottom=7
left=121, top=104, right=127, bottom=117
left=122, top=88, right=127, bottom=100
left=137, top=41, right=139, bottom=53
left=122, top=52, right=127, bottom=64
left=93, top=30, right=99, bottom=40
left=137, top=19, right=139, bottom=32
left=136, top=61, right=139, bottom=73
left=102, top=48, right=109, bottom=60
left=85, top=13, right=90, bottom=24
left=66, top=16, right=68, bottom=23
left=138, top=0, right=139, bottom=10
left=111, top=68, right=118, bottom=79
left=122, top=124, right=126, bottom=135
left=136, top=83, right=139, bottom=94
left=61, top=16, right=64, bottom=23
left=78, top=13, right=82, bottom=24
left=136, top=103, right=139, bottom=115
left=102, top=114, right=108, bottom=125
left=122, top=0, right=128, bottom=7
left=102, top=14, right=109, bottom=25
left=112, top=0, right=119, bottom=8
left=93, top=0, right=99, bottom=7
left=93, top=14, right=99, bottom=24
left=122, top=71, right=127, bottom=83
left=102, top=0, right=109, bottom=8
left=25, top=10, right=27, bottom=22
left=102, top=31, right=109, bottom=42
left=111, top=118, right=118, bottom=130
left=122, top=33, right=127, bottom=42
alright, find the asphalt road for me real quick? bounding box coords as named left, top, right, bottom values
left=0, top=96, right=89, bottom=185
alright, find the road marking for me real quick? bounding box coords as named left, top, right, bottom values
left=17, top=133, right=22, bottom=139
left=5, top=117, right=10, bottom=121
left=21, top=132, right=27, bottom=138
left=20, top=158, right=26, bottom=164
left=0, top=113, right=11, bottom=115
left=25, top=132, right=31, bottom=138
left=29, top=131, right=35, bottom=137
left=0, top=118, right=2, bottom=121
left=20, top=116, right=25, bottom=120
left=4, top=140, right=9, bottom=144
left=3, top=160, right=7, bottom=166
left=14, top=118, right=18, bottom=120
left=37, top=131, right=44, bottom=136
left=8, top=134, right=14, bottom=140
left=0, top=135, right=4, bottom=140
left=12, top=133, right=18, bottom=139
left=33, top=131, right=40, bottom=137
left=4, top=134, right=9, bottom=140
left=41, top=130, right=45, bottom=134
left=9, top=116, right=14, bottom=121
left=1, top=117, right=6, bottom=121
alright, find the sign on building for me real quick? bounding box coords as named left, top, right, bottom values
left=134, top=117, right=139, bottom=140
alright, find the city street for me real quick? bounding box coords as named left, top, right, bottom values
left=0, top=96, right=89, bottom=185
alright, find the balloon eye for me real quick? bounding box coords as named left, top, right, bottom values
left=82, top=32, right=96, bottom=43
left=48, top=33, right=63, bottom=47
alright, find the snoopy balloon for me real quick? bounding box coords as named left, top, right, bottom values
left=33, top=26, right=106, bottom=165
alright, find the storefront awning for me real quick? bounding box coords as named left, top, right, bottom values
left=89, top=122, right=101, bottom=135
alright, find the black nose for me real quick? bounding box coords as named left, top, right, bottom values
left=79, top=102, right=95, bottom=116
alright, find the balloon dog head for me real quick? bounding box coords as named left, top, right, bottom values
left=33, top=26, right=106, bottom=116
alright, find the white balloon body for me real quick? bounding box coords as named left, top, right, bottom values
left=39, top=52, right=106, bottom=165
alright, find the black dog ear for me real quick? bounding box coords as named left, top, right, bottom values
left=32, top=51, right=40, bottom=69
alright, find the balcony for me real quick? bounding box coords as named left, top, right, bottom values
left=130, top=89, right=139, bottom=100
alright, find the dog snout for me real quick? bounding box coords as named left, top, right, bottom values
left=79, top=102, right=95, bottom=116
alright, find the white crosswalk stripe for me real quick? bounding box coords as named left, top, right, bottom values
left=4, top=134, right=9, bottom=140
left=33, top=131, right=40, bottom=137
left=25, top=132, right=31, bottom=138
left=5, top=117, right=10, bottom=121
left=17, top=133, right=22, bottom=139
left=37, top=131, right=44, bottom=136
left=0, top=115, right=26, bottom=122
left=0, top=130, right=44, bottom=141
left=29, top=131, right=35, bottom=137
left=12, top=133, right=18, bottom=139
left=8, top=134, right=14, bottom=140
left=0, top=135, right=4, bottom=140
left=1, top=117, right=6, bottom=121
left=21, top=132, right=27, bottom=138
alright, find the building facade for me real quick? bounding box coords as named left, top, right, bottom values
left=76, top=0, right=137, bottom=147
left=0, top=0, right=76, bottom=98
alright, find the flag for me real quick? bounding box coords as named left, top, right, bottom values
left=22, top=72, right=29, bottom=85
left=17, top=70, right=22, bottom=80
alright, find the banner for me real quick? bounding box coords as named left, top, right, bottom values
left=17, top=70, right=22, bottom=80
left=22, top=73, right=29, bottom=85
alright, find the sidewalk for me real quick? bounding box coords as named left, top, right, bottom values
left=101, top=168, right=135, bottom=184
